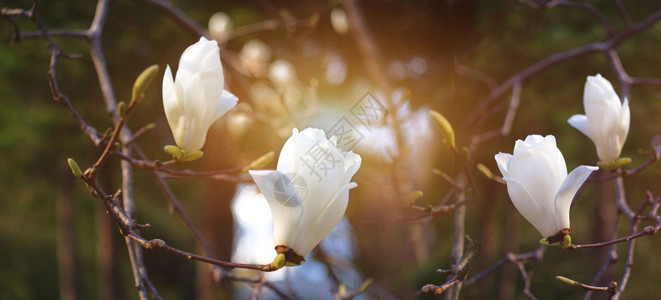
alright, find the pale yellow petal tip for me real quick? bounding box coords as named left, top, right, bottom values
left=132, top=64, right=160, bottom=103
left=243, top=151, right=275, bottom=172
left=429, top=110, right=456, bottom=150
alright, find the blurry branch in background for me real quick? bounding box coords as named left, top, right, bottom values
left=446, top=2, right=661, bottom=299
left=415, top=239, right=478, bottom=297
left=5, top=0, right=661, bottom=299
left=0, top=0, right=303, bottom=299
left=466, top=8, right=661, bottom=136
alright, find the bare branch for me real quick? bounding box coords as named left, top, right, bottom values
left=467, top=10, right=661, bottom=128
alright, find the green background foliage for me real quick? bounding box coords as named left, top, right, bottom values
left=2, top=0, right=661, bottom=299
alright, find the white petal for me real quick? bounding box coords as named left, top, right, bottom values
left=553, top=165, right=598, bottom=230
left=294, top=182, right=356, bottom=256
left=162, top=65, right=185, bottom=146
left=509, top=144, right=564, bottom=204
left=584, top=74, right=618, bottom=107
left=249, top=170, right=304, bottom=247
left=179, top=69, right=223, bottom=151
left=214, top=90, right=239, bottom=121
left=502, top=176, right=554, bottom=237
left=494, top=152, right=512, bottom=177
left=343, top=151, right=362, bottom=181
left=275, top=128, right=301, bottom=174
left=176, top=37, right=218, bottom=84
left=567, top=114, right=589, bottom=137
left=617, top=98, right=630, bottom=151
left=540, top=135, right=568, bottom=179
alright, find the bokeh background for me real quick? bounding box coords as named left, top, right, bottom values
left=2, top=0, right=661, bottom=299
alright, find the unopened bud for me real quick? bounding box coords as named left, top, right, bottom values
left=67, top=158, right=83, bottom=178
left=359, top=278, right=373, bottom=293
left=429, top=110, right=456, bottom=150
left=338, top=283, right=347, bottom=296
left=117, top=101, right=127, bottom=118
left=555, top=276, right=579, bottom=286
left=132, top=65, right=160, bottom=103
left=406, top=191, right=424, bottom=204
left=244, top=151, right=275, bottom=172
left=476, top=163, right=494, bottom=179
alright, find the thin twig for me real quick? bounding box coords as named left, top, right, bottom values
left=467, top=10, right=661, bottom=127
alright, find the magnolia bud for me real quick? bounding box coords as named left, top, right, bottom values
left=243, top=151, right=275, bottom=172
left=67, top=158, right=83, bottom=178
left=132, top=65, right=159, bottom=103
left=429, top=110, right=455, bottom=150
left=555, top=276, right=579, bottom=286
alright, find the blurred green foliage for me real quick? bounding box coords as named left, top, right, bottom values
left=2, top=0, right=661, bottom=299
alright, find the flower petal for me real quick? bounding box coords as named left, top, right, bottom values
left=249, top=170, right=304, bottom=247
left=567, top=114, right=589, bottom=137
left=294, top=182, right=357, bottom=257
left=553, top=165, right=598, bottom=230
left=617, top=98, right=630, bottom=151
left=502, top=176, right=555, bottom=237
left=162, top=65, right=185, bottom=146
left=494, top=152, right=512, bottom=177
left=176, top=37, right=218, bottom=85
left=179, top=69, right=224, bottom=151
left=215, top=90, right=239, bottom=121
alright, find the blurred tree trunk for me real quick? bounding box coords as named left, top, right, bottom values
left=96, top=205, right=115, bottom=300
left=476, top=182, right=497, bottom=299
left=57, top=172, right=77, bottom=300
left=196, top=181, right=234, bottom=300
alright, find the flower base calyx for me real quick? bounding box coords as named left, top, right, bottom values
left=597, top=157, right=632, bottom=171
left=275, top=245, right=306, bottom=266
left=539, top=228, right=572, bottom=249
left=164, top=145, right=203, bottom=162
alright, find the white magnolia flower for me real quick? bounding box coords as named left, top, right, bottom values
left=249, top=128, right=361, bottom=264
left=568, top=74, right=630, bottom=164
left=495, top=135, right=597, bottom=239
left=163, top=37, right=238, bottom=155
